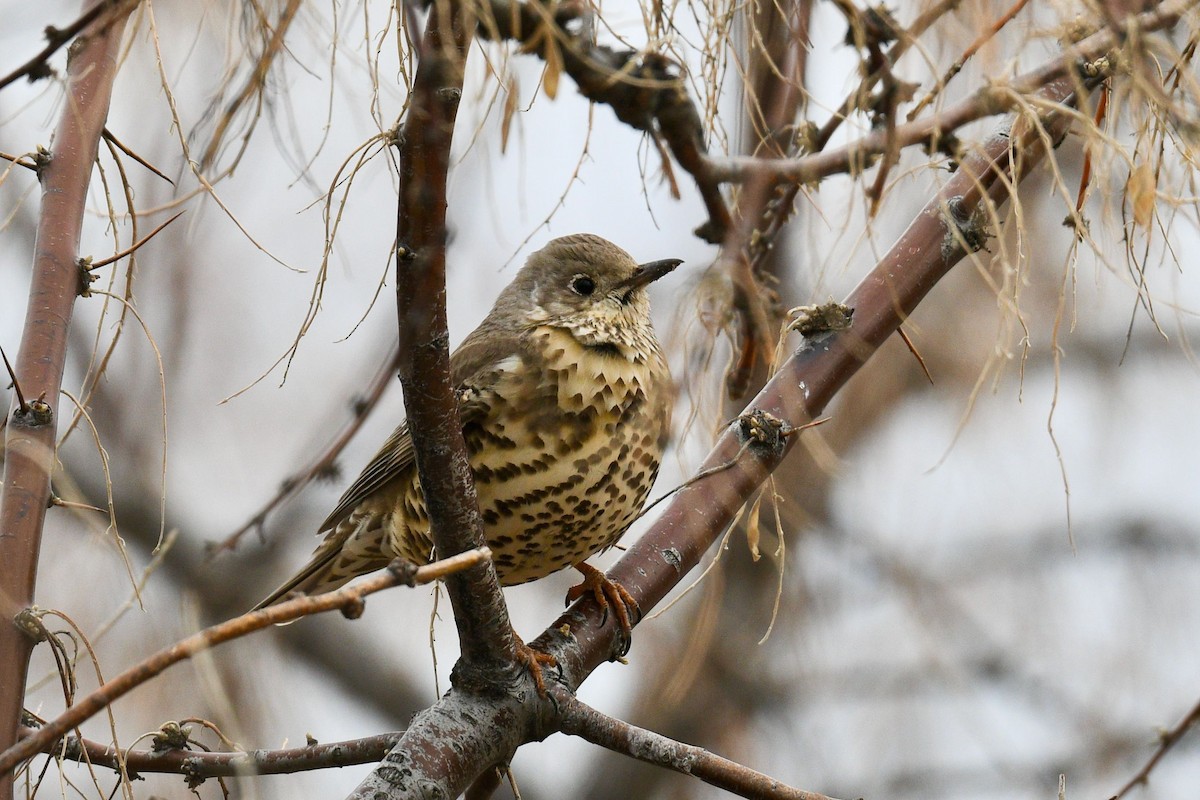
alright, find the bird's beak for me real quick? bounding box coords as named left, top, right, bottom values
left=615, top=258, right=683, bottom=296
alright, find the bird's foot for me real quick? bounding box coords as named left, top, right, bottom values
left=565, top=563, right=641, bottom=657
left=512, top=635, right=558, bottom=697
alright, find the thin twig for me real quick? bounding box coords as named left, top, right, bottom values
left=100, top=128, right=175, bottom=186
left=0, top=548, right=491, bottom=776
left=19, top=727, right=401, bottom=779
left=0, top=0, right=135, bottom=91
left=85, top=212, right=184, bottom=271
left=1110, top=695, right=1200, bottom=799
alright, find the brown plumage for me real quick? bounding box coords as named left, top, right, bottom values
left=257, top=234, right=677, bottom=619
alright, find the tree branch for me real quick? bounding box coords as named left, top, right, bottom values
left=540, top=78, right=1088, bottom=685
left=392, top=0, right=520, bottom=689
left=558, top=693, right=840, bottom=800
left=0, top=3, right=134, bottom=797
left=0, top=549, right=491, bottom=777
left=19, top=727, right=401, bottom=779
left=704, top=0, right=1193, bottom=187
left=1110, top=693, right=1200, bottom=799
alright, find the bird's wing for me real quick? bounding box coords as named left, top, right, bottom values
left=317, top=327, right=526, bottom=533
left=317, top=422, right=415, bottom=532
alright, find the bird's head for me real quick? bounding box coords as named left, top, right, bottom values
left=496, top=234, right=681, bottom=351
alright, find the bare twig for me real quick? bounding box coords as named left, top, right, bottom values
left=1110, top=695, right=1200, bottom=799
left=100, top=128, right=175, bottom=186
left=0, top=0, right=135, bottom=92
left=476, top=0, right=732, bottom=241
left=558, top=693, right=842, bottom=800
left=207, top=346, right=401, bottom=556
left=706, top=0, right=1194, bottom=188
left=0, top=548, right=491, bottom=776
left=85, top=211, right=184, bottom=271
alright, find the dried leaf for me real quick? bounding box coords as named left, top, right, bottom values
left=501, top=76, right=519, bottom=154
left=745, top=490, right=763, bottom=561
left=543, top=37, right=562, bottom=100
left=1129, top=162, right=1156, bottom=228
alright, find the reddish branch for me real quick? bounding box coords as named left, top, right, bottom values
left=0, top=3, right=134, bottom=797
left=0, top=548, right=491, bottom=777
left=390, top=0, right=520, bottom=683
left=557, top=693, right=841, bottom=800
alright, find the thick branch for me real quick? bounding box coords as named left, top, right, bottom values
left=392, top=1, right=518, bottom=685
left=0, top=3, right=133, bottom=796
left=559, top=694, right=840, bottom=800
left=540, top=78, right=1086, bottom=682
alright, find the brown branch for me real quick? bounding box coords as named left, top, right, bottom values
left=85, top=210, right=184, bottom=271
left=0, top=3, right=134, bottom=797
left=100, top=128, right=175, bottom=186
left=0, top=548, right=491, bottom=777
left=391, top=0, right=519, bottom=684
left=705, top=0, right=1193, bottom=188
left=19, top=726, right=401, bottom=778
left=345, top=36, right=1112, bottom=800
left=0, top=0, right=135, bottom=92
left=206, top=345, right=401, bottom=556
left=1110, top=694, right=1200, bottom=799
left=477, top=0, right=732, bottom=241
left=539, top=77, right=1088, bottom=691
left=558, top=693, right=841, bottom=800
left=0, top=152, right=37, bottom=171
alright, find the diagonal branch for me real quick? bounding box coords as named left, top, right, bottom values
left=541, top=77, right=1089, bottom=684
left=0, top=548, right=491, bottom=776
left=0, top=2, right=135, bottom=796
left=558, top=692, right=841, bottom=800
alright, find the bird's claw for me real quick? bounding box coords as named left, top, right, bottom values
left=566, top=563, right=641, bottom=658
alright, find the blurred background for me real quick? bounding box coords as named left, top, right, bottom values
left=3, top=0, right=1200, bottom=797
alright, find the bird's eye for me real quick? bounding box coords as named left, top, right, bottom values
left=570, top=274, right=596, bottom=296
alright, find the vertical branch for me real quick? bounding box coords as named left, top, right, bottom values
left=392, top=0, right=514, bottom=678
left=0, top=3, right=132, bottom=795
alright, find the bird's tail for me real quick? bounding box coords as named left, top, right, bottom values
left=252, top=544, right=389, bottom=612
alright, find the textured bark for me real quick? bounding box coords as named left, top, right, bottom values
left=0, top=5, right=133, bottom=797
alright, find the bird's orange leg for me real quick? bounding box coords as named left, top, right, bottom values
left=511, top=630, right=558, bottom=696
left=565, top=563, right=641, bottom=655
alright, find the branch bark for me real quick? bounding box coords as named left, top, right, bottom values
left=559, top=694, right=840, bottom=800
left=0, top=3, right=133, bottom=797
left=347, top=52, right=1103, bottom=800
left=391, top=0, right=521, bottom=689
left=0, top=549, right=490, bottom=777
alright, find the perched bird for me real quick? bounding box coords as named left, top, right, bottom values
left=257, top=234, right=677, bottom=657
